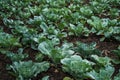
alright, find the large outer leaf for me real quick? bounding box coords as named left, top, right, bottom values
left=38, top=41, right=54, bottom=55
left=76, top=42, right=101, bottom=58
left=0, top=32, right=21, bottom=48
left=91, top=55, right=111, bottom=66
left=88, top=66, right=114, bottom=80
left=61, top=55, right=94, bottom=79
left=10, top=61, right=50, bottom=80
left=38, top=41, right=74, bottom=63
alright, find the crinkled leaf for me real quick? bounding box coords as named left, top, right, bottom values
left=88, top=66, right=114, bottom=80
left=10, top=61, right=50, bottom=79
left=61, top=55, right=94, bottom=79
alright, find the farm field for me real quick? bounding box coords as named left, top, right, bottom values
left=0, top=0, right=120, bottom=80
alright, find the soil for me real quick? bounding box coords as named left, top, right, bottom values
left=0, top=54, right=15, bottom=80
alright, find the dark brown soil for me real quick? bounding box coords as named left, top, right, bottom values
left=0, top=54, right=15, bottom=80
